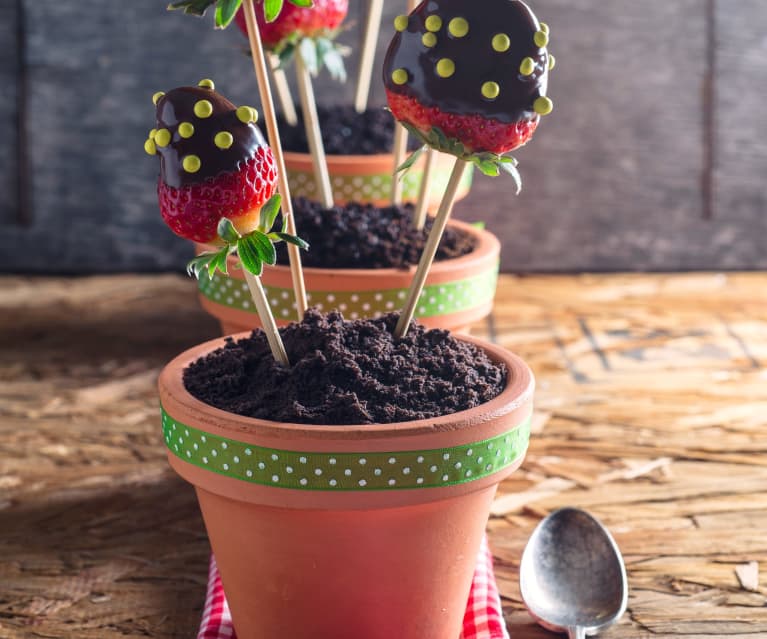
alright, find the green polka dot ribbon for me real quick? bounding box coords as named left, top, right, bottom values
left=198, top=268, right=498, bottom=321
left=287, top=164, right=473, bottom=203
left=162, top=408, right=531, bottom=491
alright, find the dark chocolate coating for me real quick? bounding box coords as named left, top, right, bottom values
left=155, top=86, right=267, bottom=188
left=383, top=0, right=549, bottom=123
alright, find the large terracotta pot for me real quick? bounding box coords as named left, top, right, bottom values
left=159, top=333, right=534, bottom=639
left=284, top=151, right=473, bottom=208
left=196, top=220, right=500, bottom=335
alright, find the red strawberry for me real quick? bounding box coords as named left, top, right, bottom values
left=145, top=81, right=278, bottom=244
left=383, top=0, right=553, bottom=158
left=386, top=91, right=539, bottom=157
left=157, top=149, right=277, bottom=244
left=235, top=0, right=348, bottom=48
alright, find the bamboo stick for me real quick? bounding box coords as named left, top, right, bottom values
left=268, top=53, right=298, bottom=126
left=354, top=0, right=384, bottom=113
left=391, top=124, right=408, bottom=205
left=243, top=270, right=290, bottom=366
left=395, top=158, right=468, bottom=338
left=294, top=53, right=334, bottom=208
left=241, top=0, right=308, bottom=319
left=413, top=148, right=438, bottom=229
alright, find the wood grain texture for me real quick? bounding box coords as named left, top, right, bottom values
left=457, top=0, right=767, bottom=271
left=0, top=273, right=765, bottom=637
left=710, top=0, right=767, bottom=267
left=0, top=0, right=18, bottom=226
left=1, top=1, right=766, bottom=272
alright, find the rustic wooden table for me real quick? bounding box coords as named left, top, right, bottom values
left=1, top=273, right=765, bottom=638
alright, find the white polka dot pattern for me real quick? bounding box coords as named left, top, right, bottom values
left=198, top=267, right=499, bottom=320
left=286, top=163, right=473, bottom=204
left=161, top=408, right=531, bottom=491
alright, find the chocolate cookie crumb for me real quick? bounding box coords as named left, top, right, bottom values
left=183, top=310, right=506, bottom=425
left=276, top=198, right=477, bottom=269
left=274, top=105, right=420, bottom=155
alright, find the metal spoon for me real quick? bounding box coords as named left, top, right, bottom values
left=519, top=507, right=628, bottom=639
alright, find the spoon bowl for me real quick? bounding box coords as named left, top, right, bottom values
left=520, top=507, right=628, bottom=638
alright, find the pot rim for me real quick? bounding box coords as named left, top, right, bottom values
left=284, top=150, right=398, bottom=165
left=159, top=332, right=533, bottom=443
left=198, top=219, right=499, bottom=282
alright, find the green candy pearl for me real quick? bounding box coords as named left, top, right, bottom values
left=519, top=57, right=535, bottom=76
left=534, top=96, right=553, bottom=115
left=492, top=33, right=510, bottom=52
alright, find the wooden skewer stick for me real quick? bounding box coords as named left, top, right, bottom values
left=243, top=270, right=290, bottom=366
left=268, top=53, right=298, bottom=127
left=241, top=0, right=308, bottom=319
left=354, top=0, right=384, bottom=114
left=413, top=148, right=438, bottom=230
left=390, top=0, right=419, bottom=205
left=294, top=53, right=334, bottom=208
left=390, top=124, right=408, bottom=205
left=395, top=158, right=468, bottom=338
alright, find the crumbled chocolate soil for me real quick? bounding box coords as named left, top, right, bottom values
left=274, top=105, right=419, bottom=155
left=276, top=198, right=477, bottom=269
left=183, top=310, right=507, bottom=425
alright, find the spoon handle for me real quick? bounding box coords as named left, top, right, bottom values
left=567, top=627, right=586, bottom=639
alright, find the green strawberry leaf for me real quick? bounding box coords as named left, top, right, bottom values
left=217, top=217, right=241, bottom=244
left=498, top=160, right=522, bottom=194
left=242, top=230, right=277, bottom=266
left=475, top=160, right=500, bottom=177
left=396, top=121, right=523, bottom=188
left=214, top=0, right=242, bottom=27
left=395, top=144, right=426, bottom=175
left=169, top=0, right=313, bottom=26
left=187, top=244, right=231, bottom=280
left=271, top=27, right=347, bottom=81
left=299, top=37, right=319, bottom=76
left=214, top=250, right=231, bottom=276
left=236, top=237, right=264, bottom=276
left=186, top=207, right=308, bottom=280
left=167, top=0, right=216, bottom=17
left=258, top=193, right=282, bottom=232
left=273, top=232, right=309, bottom=249
left=263, top=0, right=282, bottom=22
left=316, top=37, right=347, bottom=82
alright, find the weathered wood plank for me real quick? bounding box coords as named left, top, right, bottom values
left=711, top=0, right=767, bottom=266
left=0, top=0, right=371, bottom=273
left=1, top=272, right=766, bottom=638
left=0, top=0, right=765, bottom=272
left=457, top=0, right=724, bottom=272
left=0, top=0, right=266, bottom=272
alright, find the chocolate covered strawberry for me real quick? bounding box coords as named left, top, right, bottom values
left=145, top=80, right=307, bottom=279
left=145, top=80, right=277, bottom=244
left=383, top=0, right=554, bottom=177
left=168, top=0, right=348, bottom=79
left=234, top=0, right=348, bottom=49
left=236, top=0, right=349, bottom=80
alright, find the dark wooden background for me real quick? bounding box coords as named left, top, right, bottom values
left=1, top=0, right=765, bottom=273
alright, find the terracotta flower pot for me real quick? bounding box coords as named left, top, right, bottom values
left=284, top=151, right=473, bottom=208
left=159, top=333, right=534, bottom=639
left=197, top=219, right=500, bottom=335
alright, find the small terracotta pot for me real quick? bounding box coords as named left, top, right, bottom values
left=284, top=151, right=473, bottom=208
left=197, top=219, right=500, bottom=335
left=159, top=333, right=533, bottom=639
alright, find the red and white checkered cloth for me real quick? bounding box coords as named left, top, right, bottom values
left=198, top=534, right=510, bottom=639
